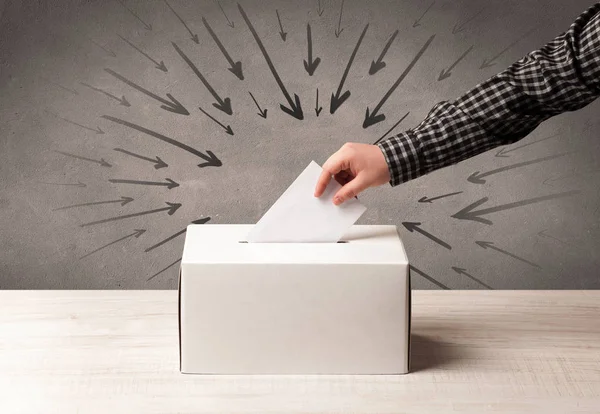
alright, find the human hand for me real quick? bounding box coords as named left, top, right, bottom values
left=314, top=143, right=391, bottom=205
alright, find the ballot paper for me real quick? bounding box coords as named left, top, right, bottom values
left=246, top=161, right=367, bottom=243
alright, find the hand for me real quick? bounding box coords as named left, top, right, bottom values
left=314, top=143, right=391, bottom=205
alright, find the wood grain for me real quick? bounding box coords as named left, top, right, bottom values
left=0, top=291, right=599, bottom=413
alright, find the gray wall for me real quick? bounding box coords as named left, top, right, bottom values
left=1, top=0, right=598, bottom=289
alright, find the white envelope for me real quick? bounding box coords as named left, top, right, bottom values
left=246, top=161, right=367, bottom=243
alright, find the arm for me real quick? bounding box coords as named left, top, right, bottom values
left=378, top=3, right=600, bottom=186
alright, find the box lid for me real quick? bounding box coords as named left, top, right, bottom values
left=182, top=224, right=408, bottom=265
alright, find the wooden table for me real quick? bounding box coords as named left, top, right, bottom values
left=0, top=291, right=599, bottom=413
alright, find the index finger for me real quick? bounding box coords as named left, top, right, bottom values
left=314, top=154, right=344, bottom=197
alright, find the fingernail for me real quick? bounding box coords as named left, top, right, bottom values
left=333, top=197, right=342, bottom=205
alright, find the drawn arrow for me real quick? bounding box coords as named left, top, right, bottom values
left=373, top=111, right=410, bottom=145
left=410, top=265, right=449, bottom=290
left=330, top=23, right=369, bottom=114
left=475, top=241, right=541, bottom=269
left=102, top=115, right=222, bottom=167
left=53, top=196, right=133, bottom=211
left=118, top=35, right=167, bottom=72
left=543, top=166, right=600, bottom=186
left=468, top=152, right=572, bottom=184
left=304, top=23, right=321, bottom=76
left=451, top=190, right=580, bottom=225
left=145, top=217, right=211, bottom=253
left=495, top=133, right=560, bottom=157
left=80, top=229, right=145, bottom=259
left=452, top=8, right=485, bottom=34
left=317, top=0, right=324, bottom=16
left=537, top=229, right=572, bottom=246
left=198, top=106, right=234, bottom=135
left=202, top=16, right=243, bottom=80
left=315, top=89, right=322, bottom=116
left=402, top=221, right=451, bottom=250
left=90, top=39, right=116, bottom=57
left=45, top=110, right=104, bottom=134
left=369, top=30, right=399, bottom=75
left=113, top=148, right=168, bottom=169
left=413, top=1, right=435, bottom=27
left=480, top=27, right=537, bottom=69
left=335, top=0, right=344, bottom=37
left=116, top=0, right=152, bottom=31
left=164, top=0, right=199, bottom=43
left=239, top=4, right=303, bottom=120
left=275, top=9, right=287, bottom=41
left=41, top=76, right=78, bottom=96
left=451, top=267, right=493, bottom=289
left=55, top=150, right=111, bottom=167
left=418, top=191, right=462, bottom=203
left=171, top=42, right=232, bottom=115
left=40, top=181, right=86, bottom=188
left=438, top=45, right=473, bottom=81
left=248, top=92, right=267, bottom=118
left=147, top=258, right=181, bottom=282
left=109, top=178, right=179, bottom=189
left=80, top=202, right=181, bottom=227
left=364, top=34, right=435, bottom=128
left=215, top=0, right=234, bottom=28
left=80, top=82, right=130, bottom=106
left=104, top=68, right=188, bottom=115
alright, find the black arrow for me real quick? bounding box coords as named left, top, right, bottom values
left=304, top=23, right=321, bottom=76
left=116, top=0, right=152, bottom=31
left=452, top=8, right=485, bottom=34
left=53, top=196, right=133, bottom=211
left=198, top=106, right=234, bottom=135
left=90, top=38, right=116, bottom=57
left=80, top=82, right=130, bottom=106
left=330, top=23, right=369, bottom=114
left=102, top=115, right=222, bottom=167
left=364, top=34, right=435, bottom=128
left=109, top=178, right=179, bottom=189
left=41, top=76, right=78, bottom=96
left=452, top=191, right=580, bottom=225
left=202, top=16, right=243, bottom=80
left=451, top=267, right=493, bottom=289
left=215, top=0, right=234, bottom=28
left=164, top=0, right=199, bottom=43
left=413, top=1, right=435, bottom=27
left=113, top=148, right=168, bottom=169
left=147, top=258, right=181, bottom=282
left=239, top=4, right=303, bottom=120
left=438, top=45, right=473, bottom=81
left=315, top=89, right=322, bottom=116
left=171, top=42, right=232, bottom=115
left=402, top=221, right=451, bottom=250
left=373, top=111, right=409, bottom=145
left=418, top=191, right=462, bottom=203
left=40, top=181, right=86, bottom=188
left=80, top=229, right=145, bottom=259
left=369, top=30, right=398, bottom=75
left=480, top=27, right=537, bottom=69
left=410, top=265, right=449, bottom=290
left=104, top=68, right=188, bottom=115
left=45, top=110, right=104, bottom=134
left=495, top=133, right=560, bottom=157
left=248, top=92, right=267, bottom=118
left=118, top=34, right=167, bottom=72
left=275, top=9, right=287, bottom=41
left=468, top=152, right=572, bottom=184
left=145, top=217, right=211, bottom=253
left=476, top=241, right=541, bottom=269
left=317, top=0, right=324, bottom=16
left=335, top=0, right=344, bottom=37
left=80, top=202, right=181, bottom=227
left=55, top=150, right=111, bottom=167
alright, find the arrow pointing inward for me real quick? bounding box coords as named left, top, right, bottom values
left=114, top=148, right=168, bottom=169
left=80, top=202, right=181, bottom=227
left=304, top=23, right=321, bottom=76
left=202, top=16, right=243, bottom=80
left=475, top=241, right=541, bottom=269
left=80, top=229, right=145, bottom=259
left=53, top=196, right=133, bottom=211
left=198, top=106, right=234, bottom=135
left=335, top=0, right=345, bottom=37
left=402, top=221, right=451, bottom=250
left=373, top=111, right=409, bottom=145
left=214, top=0, right=234, bottom=28
left=118, top=34, right=167, bottom=72
left=145, top=217, right=211, bottom=253
left=410, top=265, right=450, bottom=290
left=418, top=191, right=462, bottom=203
left=164, top=0, right=199, bottom=43
left=275, top=9, right=287, bottom=41
left=438, top=45, right=473, bottom=81
left=451, top=267, right=493, bottom=289
left=80, top=82, right=130, bottom=106
left=108, top=178, right=179, bottom=189
left=413, top=1, right=435, bottom=28
left=248, top=91, right=267, bottom=118
left=369, top=30, right=399, bottom=75
left=116, top=0, right=152, bottom=31
left=45, top=110, right=104, bottom=134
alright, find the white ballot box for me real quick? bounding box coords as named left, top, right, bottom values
left=179, top=224, right=411, bottom=374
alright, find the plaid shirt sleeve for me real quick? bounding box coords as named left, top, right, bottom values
left=377, top=3, right=600, bottom=186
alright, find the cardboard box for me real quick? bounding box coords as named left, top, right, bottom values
left=179, top=224, right=411, bottom=374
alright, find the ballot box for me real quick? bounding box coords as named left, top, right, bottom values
left=179, top=224, right=411, bottom=374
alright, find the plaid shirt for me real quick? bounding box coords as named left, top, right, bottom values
left=377, top=3, right=600, bottom=186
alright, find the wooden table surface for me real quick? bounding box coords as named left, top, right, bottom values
left=0, top=291, right=599, bottom=414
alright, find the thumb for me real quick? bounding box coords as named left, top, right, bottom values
left=333, top=175, right=368, bottom=205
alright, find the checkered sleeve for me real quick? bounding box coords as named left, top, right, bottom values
left=377, top=2, right=600, bottom=186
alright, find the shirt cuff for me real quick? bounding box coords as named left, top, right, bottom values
left=376, top=130, right=422, bottom=187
